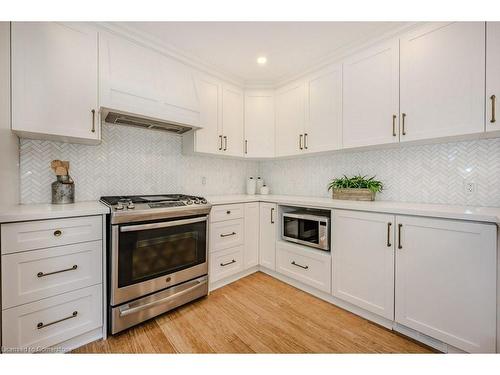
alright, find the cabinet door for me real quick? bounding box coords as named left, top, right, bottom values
left=486, top=22, right=500, bottom=131
left=305, top=64, right=342, bottom=153
left=244, top=203, right=260, bottom=268
left=400, top=22, right=485, bottom=142
left=332, top=210, right=395, bottom=320
left=193, top=75, right=222, bottom=154
left=11, top=22, right=99, bottom=143
left=275, top=82, right=306, bottom=156
left=343, top=39, right=399, bottom=148
left=395, top=216, right=496, bottom=353
left=99, top=31, right=199, bottom=127
left=259, top=203, right=277, bottom=270
left=244, top=90, right=275, bottom=158
left=222, top=85, right=244, bottom=156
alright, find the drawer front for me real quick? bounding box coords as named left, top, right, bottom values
left=210, top=218, right=244, bottom=252
left=209, top=246, right=244, bottom=283
left=1, top=216, right=102, bottom=255
left=2, top=241, right=102, bottom=309
left=210, top=204, right=244, bottom=223
left=276, top=242, right=331, bottom=293
left=2, top=284, right=102, bottom=352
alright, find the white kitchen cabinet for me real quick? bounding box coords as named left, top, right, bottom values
left=221, top=85, right=245, bottom=156
left=332, top=210, right=395, bottom=320
left=486, top=22, right=500, bottom=132
left=343, top=39, right=400, bottom=148
left=244, top=203, right=260, bottom=268
left=305, top=64, right=342, bottom=153
left=11, top=22, right=100, bottom=144
left=395, top=216, right=497, bottom=353
left=99, top=31, right=199, bottom=128
left=244, top=90, right=275, bottom=158
left=400, top=22, right=485, bottom=142
left=259, top=202, right=277, bottom=270
left=275, top=81, right=306, bottom=157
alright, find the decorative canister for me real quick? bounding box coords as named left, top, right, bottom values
left=256, top=177, right=264, bottom=194
left=52, top=175, right=75, bottom=204
left=246, top=177, right=256, bottom=195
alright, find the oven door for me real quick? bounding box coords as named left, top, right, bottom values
left=111, top=215, right=208, bottom=306
left=282, top=213, right=329, bottom=250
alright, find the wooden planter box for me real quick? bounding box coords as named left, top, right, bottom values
left=332, top=188, right=376, bottom=201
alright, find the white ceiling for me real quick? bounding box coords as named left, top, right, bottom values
left=119, top=22, right=408, bottom=85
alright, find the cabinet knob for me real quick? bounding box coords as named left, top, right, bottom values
left=53, top=230, right=62, bottom=237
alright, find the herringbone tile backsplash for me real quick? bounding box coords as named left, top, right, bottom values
left=20, top=124, right=500, bottom=207
left=20, top=124, right=259, bottom=204
left=260, top=138, right=500, bottom=207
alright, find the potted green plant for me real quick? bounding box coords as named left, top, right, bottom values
left=327, top=175, right=383, bottom=201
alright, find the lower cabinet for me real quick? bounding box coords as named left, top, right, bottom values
left=394, top=215, right=497, bottom=353
left=276, top=241, right=331, bottom=293
left=209, top=246, right=244, bottom=283
left=244, top=202, right=260, bottom=268
left=259, top=202, right=277, bottom=270
left=332, top=210, right=395, bottom=320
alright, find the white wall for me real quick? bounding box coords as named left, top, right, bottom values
left=260, top=138, right=500, bottom=207
left=0, top=22, right=20, bottom=205
left=20, top=123, right=258, bottom=203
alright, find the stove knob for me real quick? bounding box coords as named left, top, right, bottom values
left=194, top=199, right=200, bottom=204
left=116, top=203, right=124, bottom=210
left=200, top=198, right=207, bottom=204
left=127, top=203, right=135, bottom=209
left=186, top=199, right=193, bottom=205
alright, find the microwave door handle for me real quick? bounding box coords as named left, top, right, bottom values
left=120, top=216, right=207, bottom=232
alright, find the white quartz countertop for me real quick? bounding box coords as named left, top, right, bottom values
left=0, top=201, right=110, bottom=223
left=206, top=194, right=500, bottom=225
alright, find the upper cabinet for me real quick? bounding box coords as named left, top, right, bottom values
left=244, top=90, right=275, bottom=158
left=343, top=39, right=400, bottom=148
left=11, top=22, right=100, bottom=144
left=99, top=31, right=199, bottom=127
left=486, top=22, right=500, bottom=132
left=275, top=81, right=306, bottom=157
left=305, top=64, right=342, bottom=153
left=221, top=85, right=245, bottom=157
left=400, top=22, right=485, bottom=142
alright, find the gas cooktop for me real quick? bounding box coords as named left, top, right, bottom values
left=100, top=194, right=211, bottom=224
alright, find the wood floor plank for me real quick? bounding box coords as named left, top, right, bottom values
left=74, top=272, right=434, bottom=354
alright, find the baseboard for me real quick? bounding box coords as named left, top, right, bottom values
left=209, top=266, right=260, bottom=291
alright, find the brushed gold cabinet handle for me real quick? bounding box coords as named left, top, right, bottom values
left=491, top=95, right=496, bottom=123
left=245, top=140, right=248, bottom=154
left=387, top=222, right=392, bottom=247
left=91, top=109, right=96, bottom=133
left=304, top=133, right=308, bottom=149
left=398, top=223, right=403, bottom=249
left=392, top=115, right=397, bottom=137
left=218, top=135, right=223, bottom=151
left=53, top=230, right=62, bottom=237
left=223, top=136, right=228, bottom=151
left=401, top=113, right=406, bottom=136
left=299, top=134, right=303, bottom=150
left=37, top=311, right=78, bottom=329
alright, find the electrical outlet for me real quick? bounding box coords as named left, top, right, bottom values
left=464, top=181, right=476, bottom=195
left=201, top=176, right=207, bottom=185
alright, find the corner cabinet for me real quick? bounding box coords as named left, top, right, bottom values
left=487, top=22, right=500, bottom=132
left=99, top=31, right=199, bottom=128
left=259, top=202, right=277, bottom=270
left=342, top=39, right=400, bottom=148
left=11, top=22, right=100, bottom=144
left=244, top=90, right=275, bottom=158
left=400, top=22, right=485, bottom=141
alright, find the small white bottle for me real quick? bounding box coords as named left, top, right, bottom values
left=260, top=184, right=270, bottom=195
left=256, top=177, right=264, bottom=194
left=246, top=177, right=256, bottom=195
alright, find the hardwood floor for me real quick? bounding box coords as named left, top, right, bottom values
left=74, top=272, right=434, bottom=353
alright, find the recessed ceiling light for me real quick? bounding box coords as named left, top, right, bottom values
left=257, top=56, right=267, bottom=65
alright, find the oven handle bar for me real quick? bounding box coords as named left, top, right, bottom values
left=118, top=277, right=207, bottom=317
left=119, top=216, right=207, bottom=232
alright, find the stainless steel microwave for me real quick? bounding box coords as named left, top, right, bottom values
left=282, top=210, right=330, bottom=251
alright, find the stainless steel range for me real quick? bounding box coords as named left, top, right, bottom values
left=100, top=194, right=211, bottom=334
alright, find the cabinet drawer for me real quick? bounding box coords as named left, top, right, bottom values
left=210, top=204, right=244, bottom=223
left=276, top=241, right=331, bottom=293
left=2, top=241, right=102, bottom=309
left=209, top=246, right=244, bottom=283
left=2, top=284, right=102, bottom=352
left=1, top=216, right=102, bottom=255
left=210, top=218, right=244, bottom=253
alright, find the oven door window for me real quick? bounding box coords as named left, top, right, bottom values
left=118, top=218, right=207, bottom=288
